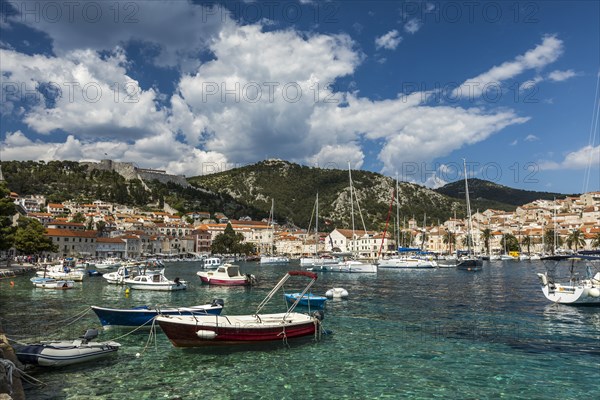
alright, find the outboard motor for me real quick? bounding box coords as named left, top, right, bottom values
left=81, top=328, right=99, bottom=343
left=211, top=298, right=225, bottom=308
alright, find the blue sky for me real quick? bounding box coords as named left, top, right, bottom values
left=0, top=0, right=598, bottom=194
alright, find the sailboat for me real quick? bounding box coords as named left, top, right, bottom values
left=327, top=164, right=377, bottom=273
left=260, top=198, right=290, bottom=265
left=299, top=193, right=340, bottom=267
left=456, top=159, right=483, bottom=271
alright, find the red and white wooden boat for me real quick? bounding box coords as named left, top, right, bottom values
left=157, top=271, right=324, bottom=347
left=196, top=264, right=256, bottom=286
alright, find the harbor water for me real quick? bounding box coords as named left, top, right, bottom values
left=1, top=260, right=599, bottom=399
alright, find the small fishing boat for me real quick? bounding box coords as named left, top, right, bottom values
left=103, top=265, right=142, bottom=285
left=537, top=254, right=600, bottom=305
left=124, top=270, right=187, bottom=291
left=197, top=264, right=256, bottom=286
left=15, top=329, right=120, bottom=367
left=199, top=257, right=222, bottom=269
left=325, top=287, right=348, bottom=299
left=91, top=299, right=225, bottom=327
left=284, top=293, right=327, bottom=308
left=95, top=258, right=122, bottom=270
left=30, top=277, right=74, bottom=290
left=157, top=271, right=324, bottom=347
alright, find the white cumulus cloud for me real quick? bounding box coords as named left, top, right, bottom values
left=375, top=30, right=402, bottom=50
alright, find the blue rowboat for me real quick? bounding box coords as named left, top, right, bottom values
left=91, top=299, right=224, bottom=327
left=284, top=293, right=327, bottom=308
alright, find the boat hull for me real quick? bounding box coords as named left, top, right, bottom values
left=198, top=276, right=249, bottom=286
left=91, top=303, right=224, bottom=327
left=16, top=341, right=120, bottom=367
left=30, top=278, right=74, bottom=289
left=456, top=258, right=483, bottom=271
left=125, top=282, right=187, bottom=291
left=156, top=313, right=318, bottom=347
left=377, top=258, right=437, bottom=269
left=284, top=293, right=327, bottom=308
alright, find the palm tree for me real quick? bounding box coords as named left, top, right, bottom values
left=442, top=231, right=456, bottom=254
left=543, top=229, right=563, bottom=254
left=566, top=229, right=586, bottom=252
left=521, top=235, right=532, bottom=255
left=480, top=228, right=492, bottom=256
left=500, top=234, right=519, bottom=252
left=592, top=232, right=600, bottom=249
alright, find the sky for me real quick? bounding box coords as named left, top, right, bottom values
left=0, top=0, right=599, bottom=194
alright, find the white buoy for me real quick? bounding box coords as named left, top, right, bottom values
left=325, top=287, right=348, bottom=299
left=135, top=353, right=141, bottom=358
left=588, top=288, right=600, bottom=298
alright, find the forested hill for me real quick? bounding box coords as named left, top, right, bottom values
left=435, top=178, right=572, bottom=208
left=188, top=159, right=465, bottom=230
left=2, top=160, right=567, bottom=230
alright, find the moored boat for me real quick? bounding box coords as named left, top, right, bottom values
left=15, top=329, right=120, bottom=367
left=124, top=270, right=187, bottom=291
left=30, top=277, right=75, bottom=289
left=91, top=299, right=224, bottom=327
left=197, top=263, right=256, bottom=286
left=284, top=293, right=327, bottom=308
left=156, top=271, right=324, bottom=347
left=537, top=254, right=600, bottom=305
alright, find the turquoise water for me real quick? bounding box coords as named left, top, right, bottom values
left=1, top=261, right=599, bottom=399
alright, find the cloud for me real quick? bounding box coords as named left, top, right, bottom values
left=548, top=69, right=577, bottom=82
left=539, top=145, right=600, bottom=170
left=375, top=30, right=402, bottom=50
left=453, top=35, right=563, bottom=98
left=510, top=139, right=518, bottom=146
left=5, top=0, right=229, bottom=71
left=524, top=134, right=539, bottom=142
left=0, top=48, right=168, bottom=138
left=1, top=130, right=228, bottom=177
left=306, top=143, right=364, bottom=170
left=404, top=18, right=422, bottom=34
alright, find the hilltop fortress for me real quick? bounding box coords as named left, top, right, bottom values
left=81, top=159, right=190, bottom=188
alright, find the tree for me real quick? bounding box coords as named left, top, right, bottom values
left=0, top=182, right=16, bottom=253
left=443, top=231, right=456, bottom=254
left=566, top=229, right=586, bottom=252
left=521, top=235, right=532, bottom=254
left=480, top=228, right=492, bottom=256
left=95, top=220, right=107, bottom=237
left=13, top=217, right=58, bottom=255
left=500, top=234, right=519, bottom=252
left=592, top=232, right=600, bottom=249
left=543, top=229, right=563, bottom=254
left=210, top=223, right=245, bottom=255
left=71, top=212, right=86, bottom=224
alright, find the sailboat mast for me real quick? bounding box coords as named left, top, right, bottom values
left=463, top=159, right=474, bottom=254
left=348, top=163, right=356, bottom=254
left=395, top=173, right=400, bottom=249
left=315, top=193, right=319, bottom=257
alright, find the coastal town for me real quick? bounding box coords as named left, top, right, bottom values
left=4, top=184, right=600, bottom=261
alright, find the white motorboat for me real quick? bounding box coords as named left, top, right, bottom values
left=197, top=264, right=256, bottom=286
left=95, top=258, right=122, bottom=270
left=329, top=260, right=377, bottom=273
left=124, top=270, right=187, bottom=291
left=15, top=329, right=120, bottom=367
left=30, top=277, right=75, bottom=289
left=260, top=255, right=290, bottom=264
left=103, top=265, right=140, bottom=285
left=36, top=264, right=85, bottom=282
left=537, top=254, right=600, bottom=305
left=378, top=250, right=437, bottom=269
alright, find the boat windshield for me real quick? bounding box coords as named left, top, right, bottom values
left=228, top=266, right=240, bottom=277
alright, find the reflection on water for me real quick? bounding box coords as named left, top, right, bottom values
left=1, top=260, right=599, bottom=399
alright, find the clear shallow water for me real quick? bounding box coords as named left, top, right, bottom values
left=1, top=261, right=599, bottom=399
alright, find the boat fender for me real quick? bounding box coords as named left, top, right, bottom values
left=312, top=310, right=325, bottom=321
left=196, top=330, right=217, bottom=340
left=588, top=288, right=600, bottom=298
left=211, top=298, right=225, bottom=307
